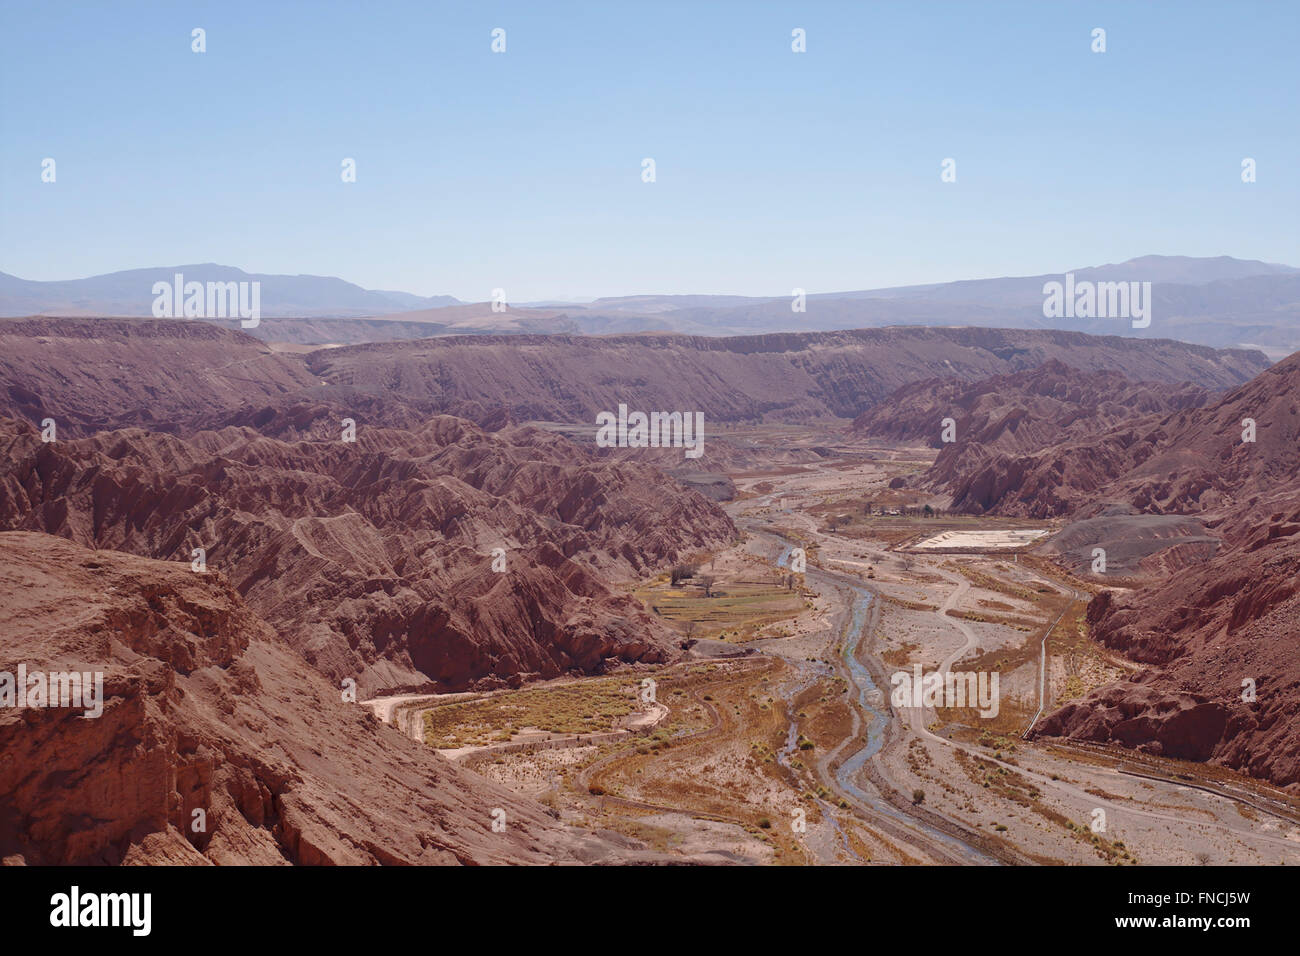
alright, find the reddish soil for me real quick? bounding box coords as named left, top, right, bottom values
left=0, top=532, right=657, bottom=864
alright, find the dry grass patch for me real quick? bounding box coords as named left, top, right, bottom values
left=423, top=678, right=638, bottom=748
left=636, top=567, right=806, bottom=642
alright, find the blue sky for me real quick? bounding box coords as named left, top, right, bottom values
left=2, top=0, right=1296, bottom=301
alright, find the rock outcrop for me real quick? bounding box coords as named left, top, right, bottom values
left=0, top=415, right=733, bottom=695
left=852, top=359, right=1208, bottom=452
left=0, top=533, right=657, bottom=864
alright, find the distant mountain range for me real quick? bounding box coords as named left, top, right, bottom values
left=0, top=264, right=462, bottom=318
left=563, top=256, right=1300, bottom=353
left=3, top=256, right=1297, bottom=354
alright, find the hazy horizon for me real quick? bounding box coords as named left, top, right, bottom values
left=3, top=251, right=1297, bottom=307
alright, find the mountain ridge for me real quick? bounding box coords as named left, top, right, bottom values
left=0, top=264, right=461, bottom=318
left=5, top=256, right=1297, bottom=352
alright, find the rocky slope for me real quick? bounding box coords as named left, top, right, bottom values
left=1042, top=357, right=1300, bottom=755
left=1034, top=511, right=1300, bottom=788
left=968, top=356, right=1300, bottom=788
left=306, top=326, right=1266, bottom=423
left=0, top=319, right=1268, bottom=434
left=0, top=532, right=661, bottom=865
left=1036, top=506, right=1220, bottom=578
left=0, top=318, right=320, bottom=436
left=857, top=352, right=1300, bottom=788
left=922, top=354, right=1298, bottom=519
left=851, top=359, right=1209, bottom=452
left=0, top=413, right=734, bottom=695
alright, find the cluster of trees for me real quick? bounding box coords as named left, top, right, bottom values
left=824, top=503, right=945, bottom=531
left=670, top=563, right=716, bottom=596
left=669, top=563, right=697, bottom=585
left=861, top=502, right=945, bottom=518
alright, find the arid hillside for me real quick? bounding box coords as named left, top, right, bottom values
left=917, top=353, right=1299, bottom=520
left=852, top=359, right=1210, bottom=452
left=860, top=351, right=1300, bottom=788
left=1025, top=355, right=1300, bottom=786
left=0, top=532, right=663, bottom=865
left=0, top=319, right=1267, bottom=435
left=306, top=326, right=1267, bottom=423
left=0, top=318, right=325, bottom=435
left=0, top=413, right=732, bottom=695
